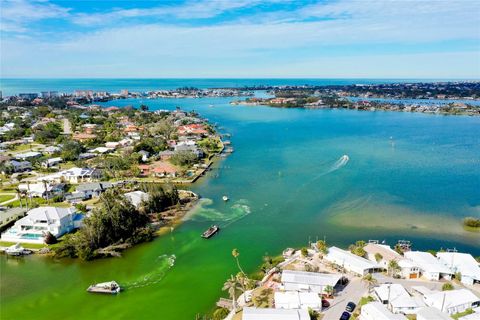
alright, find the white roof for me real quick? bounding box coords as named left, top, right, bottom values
left=374, top=284, right=422, bottom=309
left=326, top=246, right=380, bottom=270
left=16, top=207, right=75, bottom=226
left=424, top=289, right=480, bottom=312
left=404, top=251, right=452, bottom=274
left=19, top=183, right=51, bottom=193
left=39, top=167, right=96, bottom=181
left=361, top=302, right=407, bottom=320
left=45, top=157, right=62, bottom=164
left=416, top=307, right=451, bottom=320
left=275, top=291, right=300, bottom=307
left=15, top=151, right=41, bottom=159
left=124, top=191, right=149, bottom=208
left=281, top=270, right=342, bottom=287
left=398, top=259, right=417, bottom=269
left=298, top=292, right=321, bottom=305
left=242, top=307, right=310, bottom=320
left=437, top=252, right=480, bottom=281
left=411, top=286, right=435, bottom=296
left=90, top=147, right=113, bottom=153
left=43, top=146, right=61, bottom=152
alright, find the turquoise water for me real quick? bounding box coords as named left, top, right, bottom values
left=0, top=82, right=479, bottom=320
left=0, top=78, right=458, bottom=96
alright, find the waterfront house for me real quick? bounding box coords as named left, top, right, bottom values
left=422, top=289, right=480, bottom=315
left=281, top=270, right=342, bottom=294
left=374, top=283, right=424, bottom=314
left=39, top=167, right=101, bottom=184
left=404, top=251, right=453, bottom=281
left=436, top=252, right=480, bottom=286
left=363, top=243, right=420, bottom=279
left=325, top=246, right=382, bottom=276
left=364, top=243, right=402, bottom=268
left=359, top=302, right=407, bottom=320
left=1, top=206, right=83, bottom=244
left=274, top=291, right=322, bottom=310
left=416, top=307, right=451, bottom=320
left=174, top=144, right=204, bottom=158
left=124, top=191, right=149, bottom=208
left=397, top=259, right=421, bottom=279
left=242, top=307, right=310, bottom=320
left=177, top=124, right=208, bottom=136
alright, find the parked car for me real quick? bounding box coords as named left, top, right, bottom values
left=346, top=301, right=356, bottom=312
left=340, top=311, right=351, bottom=320
left=322, top=299, right=330, bottom=308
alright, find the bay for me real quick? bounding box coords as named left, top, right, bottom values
left=0, top=82, right=479, bottom=320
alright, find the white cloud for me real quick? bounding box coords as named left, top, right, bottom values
left=0, top=0, right=70, bottom=32
left=72, top=0, right=279, bottom=26
left=1, top=0, right=479, bottom=77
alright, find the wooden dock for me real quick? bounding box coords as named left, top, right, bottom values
left=216, top=298, right=233, bottom=310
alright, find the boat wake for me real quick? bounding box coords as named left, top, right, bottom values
left=312, top=154, right=350, bottom=180
left=122, top=254, right=176, bottom=290
left=188, top=198, right=252, bottom=228
left=326, top=154, right=349, bottom=174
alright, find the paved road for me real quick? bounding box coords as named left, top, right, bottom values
left=63, top=118, right=72, bottom=134
left=322, top=277, right=368, bottom=320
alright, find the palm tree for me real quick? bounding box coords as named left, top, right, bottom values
left=15, top=188, right=22, bottom=209
left=324, top=285, right=334, bottom=298
left=388, top=260, right=401, bottom=277
left=222, top=275, right=241, bottom=311
left=236, top=272, right=252, bottom=303
left=42, top=180, right=49, bottom=204
left=232, top=248, right=245, bottom=275
left=362, top=273, right=378, bottom=292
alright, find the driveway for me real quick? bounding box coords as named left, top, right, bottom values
left=63, top=118, right=72, bottom=134
left=322, top=276, right=368, bottom=320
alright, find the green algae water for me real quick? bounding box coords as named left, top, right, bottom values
left=1, top=96, right=479, bottom=320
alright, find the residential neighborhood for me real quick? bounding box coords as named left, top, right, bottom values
left=215, top=240, right=480, bottom=320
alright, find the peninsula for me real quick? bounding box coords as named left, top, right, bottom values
left=0, top=99, right=227, bottom=259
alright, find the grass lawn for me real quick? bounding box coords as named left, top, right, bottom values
left=10, top=144, right=39, bottom=153
left=0, top=241, right=46, bottom=249
left=452, top=309, right=474, bottom=319
left=8, top=197, right=48, bottom=208
left=0, top=194, right=15, bottom=203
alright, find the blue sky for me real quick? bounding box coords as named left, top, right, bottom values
left=1, top=0, right=479, bottom=78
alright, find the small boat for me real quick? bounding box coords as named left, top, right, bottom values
left=87, top=281, right=121, bottom=294
left=201, top=225, right=220, bottom=239
left=5, top=243, right=31, bottom=256
left=222, top=196, right=229, bottom=201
